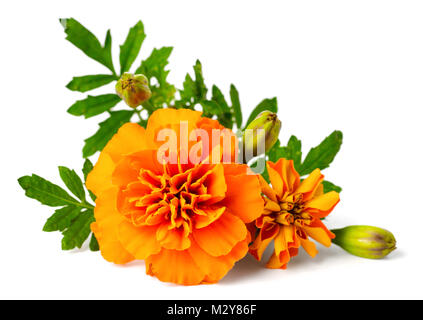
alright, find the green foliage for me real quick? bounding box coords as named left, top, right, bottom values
left=58, top=166, right=86, bottom=202
left=83, top=110, right=134, bottom=158
left=60, top=18, right=115, bottom=74
left=230, top=84, right=242, bottom=129
left=19, top=163, right=98, bottom=251
left=89, top=233, right=100, bottom=251
left=61, top=18, right=179, bottom=156
left=322, top=180, right=342, bottom=193
left=266, top=131, right=343, bottom=191
left=67, top=94, right=121, bottom=118
left=299, top=130, right=343, bottom=176
left=176, top=60, right=207, bottom=108
left=119, top=21, right=146, bottom=74
left=43, top=206, right=81, bottom=232
left=136, top=47, right=176, bottom=110
left=66, top=74, right=117, bottom=93
left=18, top=174, right=81, bottom=207
left=61, top=209, right=95, bottom=250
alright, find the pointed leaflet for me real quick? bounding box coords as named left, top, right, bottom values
left=18, top=174, right=80, bottom=207
left=60, top=18, right=115, bottom=73
left=83, top=110, right=134, bottom=158
left=58, top=166, right=86, bottom=202
left=119, top=21, right=146, bottom=74
left=61, top=209, right=95, bottom=250
left=322, top=180, right=342, bottom=193
left=82, top=159, right=94, bottom=182
left=245, top=97, right=278, bottom=128
left=176, top=60, right=207, bottom=108
left=230, top=84, right=242, bottom=129
left=268, top=136, right=302, bottom=172
left=67, top=94, right=121, bottom=118
left=136, top=47, right=175, bottom=108
left=89, top=233, right=100, bottom=251
left=211, top=85, right=233, bottom=129
left=299, top=130, right=343, bottom=176
left=43, top=206, right=81, bottom=232
left=66, top=74, right=117, bottom=93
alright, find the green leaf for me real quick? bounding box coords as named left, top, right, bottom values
left=82, top=159, right=94, bottom=182
left=61, top=209, right=95, bottom=250
left=58, top=166, right=86, bottom=202
left=212, top=85, right=229, bottom=110
left=60, top=18, right=115, bottom=73
left=322, top=181, right=342, bottom=193
left=18, top=174, right=79, bottom=207
left=193, top=60, right=207, bottom=100
left=43, top=205, right=81, bottom=232
left=245, top=97, right=278, bottom=128
left=67, top=94, right=121, bottom=118
left=89, top=233, right=100, bottom=252
left=136, top=47, right=175, bottom=108
left=83, top=110, right=134, bottom=158
left=211, top=85, right=233, bottom=129
left=119, top=21, right=146, bottom=74
left=82, top=159, right=96, bottom=202
left=268, top=136, right=302, bottom=171
left=200, top=100, right=223, bottom=116
left=66, top=74, right=117, bottom=93
left=176, top=60, right=207, bottom=108
left=299, top=130, right=343, bottom=176
left=230, top=84, right=242, bottom=129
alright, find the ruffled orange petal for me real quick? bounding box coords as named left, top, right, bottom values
left=299, top=236, right=318, bottom=258
left=193, top=212, right=247, bottom=257
left=91, top=187, right=134, bottom=264
left=258, top=175, right=277, bottom=202
left=86, top=152, right=115, bottom=197
left=156, top=224, right=191, bottom=251
left=103, top=123, right=148, bottom=163
left=112, top=150, right=163, bottom=187
left=194, top=206, right=226, bottom=229
left=267, top=164, right=284, bottom=199
left=221, top=164, right=264, bottom=223
left=305, top=191, right=340, bottom=219
left=295, top=169, right=324, bottom=201
left=146, top=248, right=206, bottom=285
left=249, top=223, right=279, bottom=261
left=117, top=221, right=161, bottom=260
left=302, top=225, right=333, bottom=247
left=189, top=236, right=249, bottom=284
left=268, top=159, right=300, bottom=196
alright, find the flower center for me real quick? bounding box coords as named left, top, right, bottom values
left=272, top=194, right=311, bottom=226
left=119, top=163, right=220, bottom=235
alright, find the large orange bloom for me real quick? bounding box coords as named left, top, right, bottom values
left=250, top=159, right=340, bottom=269
left=86, top=109, right=264, bottom=285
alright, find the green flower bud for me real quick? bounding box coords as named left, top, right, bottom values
left=116, top=73, right=152, bottom=108
left=332, top=225, right=397, bottom=259
left=242, top=111, right=281, bottom=161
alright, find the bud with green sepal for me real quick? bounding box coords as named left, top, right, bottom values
left=116, top=73, right=152, bottom=108
left=242, top=111, right=281, bottom=162
left=332, top=225, right=397, bottom=259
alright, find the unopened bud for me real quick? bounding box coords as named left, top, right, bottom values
left=332, top=225, right=396, bottom=259
left=242, top=111, right=281, bottom=161
left=116, top=73, right=152, bottom=108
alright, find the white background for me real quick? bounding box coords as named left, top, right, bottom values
left=1, top=0, right=422, bottom=299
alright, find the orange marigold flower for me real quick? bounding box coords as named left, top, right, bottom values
left=86, top=108, right=264, bottom=285
left=250, top=158, right=340, bottom=269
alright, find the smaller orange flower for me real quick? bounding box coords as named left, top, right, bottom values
left=250, top=158, right=340, bottom=269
